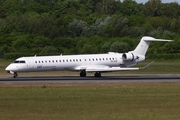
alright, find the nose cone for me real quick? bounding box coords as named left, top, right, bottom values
left=5, top=65, right=11, bottom=71
left=5, top=64, right=15, bottom=71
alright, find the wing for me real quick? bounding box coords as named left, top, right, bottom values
left=86, top=67, right=139, bottom=72
left=74, top=61, right=154, bottom=72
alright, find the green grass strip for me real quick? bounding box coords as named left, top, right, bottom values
left=0, top=83, right=180, bottom=120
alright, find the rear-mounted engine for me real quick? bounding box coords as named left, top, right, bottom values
left=122, top=53, right=145, bottom=62
left=122, top=53, right=136, bottom=62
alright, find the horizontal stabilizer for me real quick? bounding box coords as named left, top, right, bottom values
left=144, top=38, right=172, bottom=42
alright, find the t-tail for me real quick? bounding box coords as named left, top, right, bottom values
left=122, top=36, right=172, bottom=64
left=132, top=36, right=172, bottom=56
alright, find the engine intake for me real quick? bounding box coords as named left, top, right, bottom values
left=122, top=53, right=136, bottom=62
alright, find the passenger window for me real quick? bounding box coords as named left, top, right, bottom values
left=35, top=61, right=37, bottom=63
left=49, top=60, right=51, bottom=63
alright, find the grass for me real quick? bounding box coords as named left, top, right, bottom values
left=1, top=59, right=180, bottom=119
left=0, top=83, right=180, bottom=120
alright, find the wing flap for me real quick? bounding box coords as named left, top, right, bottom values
left=74, top=65, right=139, bottom=72
left=74, top=61, right=154, bottom=72
left=86, top=67, right=139, bottom=72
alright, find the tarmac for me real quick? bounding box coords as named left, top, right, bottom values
left=0, top=74, right=180, bottom=84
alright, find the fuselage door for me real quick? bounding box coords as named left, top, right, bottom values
left=27, top=58, right=35, bottom=70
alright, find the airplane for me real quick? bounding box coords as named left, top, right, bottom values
left=5, top=36, right=172, bottom=78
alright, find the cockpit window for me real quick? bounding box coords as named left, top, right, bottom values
left=20, top=61, right=26, bottom=63
left=14, top=61, right=19, bottom=63
left=13, top=60, right=26, bottom=63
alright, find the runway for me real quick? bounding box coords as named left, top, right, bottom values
left=0, top=74, right=180, bottom=84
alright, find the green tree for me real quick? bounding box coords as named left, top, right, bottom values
left=0, top=6, right=6, bottom=18
left=104, top=15, right=129, bottom=37
left=81, top=44, right=98, bottom=54
left=40, top=46, right=58, bottom=55
left=95, top=0, right=117, bottom=15
left=119, top=0, right=142, bottom=16
left=101, top=42, right=111, bottom=53
left=143, top=0, right=162, bottom=16
left=12, top=34, right=34, bottom=54
left=161, top=2, right=180, bottom=18
left=89, top=16, right=111, bottom=36
left=68, top=19, right=88, bottom=37
left=164, top=40, right=180, bottom=53
left=2, top=0, right=24, bottom=14
left=110, top=42, right=130, bottom=53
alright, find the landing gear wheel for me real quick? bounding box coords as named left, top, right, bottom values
left=94, top=72, right=101, bottom=77
left=13, top=72, right=18, bottom=78
left=80, top=70, right=86, bottom=77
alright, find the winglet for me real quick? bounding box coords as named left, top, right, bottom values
left=140, top=61, right=154, bottom=69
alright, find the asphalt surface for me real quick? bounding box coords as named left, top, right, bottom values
left=0, top=74, right=180, bottom=84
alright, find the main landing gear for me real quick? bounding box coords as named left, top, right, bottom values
left=94, top=72, right=101, bottom=77
left=80, top=70, right=86, bottom=77
left=80, top=71, right=101, bottom=77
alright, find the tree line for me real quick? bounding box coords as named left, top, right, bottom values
left=0, top=0, right=180, bottom=59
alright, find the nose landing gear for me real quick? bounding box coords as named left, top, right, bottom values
left=13, top=72, right=18, bottom=78
left=7, top=71, right=18, bottom=78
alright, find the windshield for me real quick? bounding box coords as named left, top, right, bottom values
left=13, top=60, right=26, bottom=63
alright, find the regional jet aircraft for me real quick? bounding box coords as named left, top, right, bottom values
left=5, top=36, right=172, bottom=78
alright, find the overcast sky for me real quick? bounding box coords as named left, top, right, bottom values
left=134, top=0, right=179, bottom=4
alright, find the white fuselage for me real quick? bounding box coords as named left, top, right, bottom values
left=5, top=53, right=139, bottom=73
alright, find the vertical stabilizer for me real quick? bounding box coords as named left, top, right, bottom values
left=132, top=36, right=172, bottom=55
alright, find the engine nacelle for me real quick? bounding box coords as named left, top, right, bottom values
left=122, top=53, right=136, bottom=62
left=122, top=53, right=145, bottom=62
